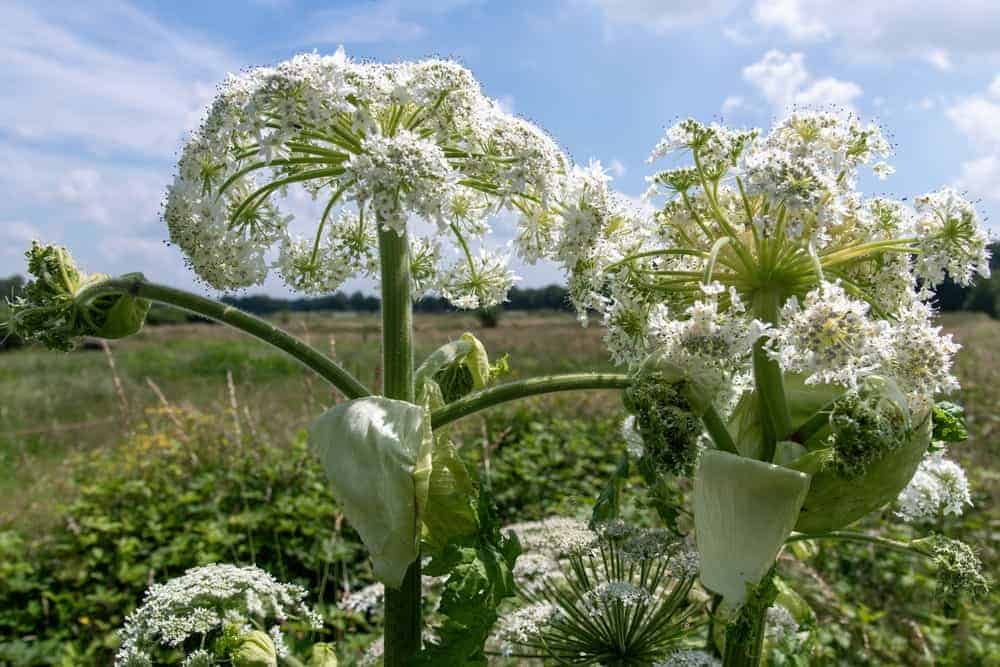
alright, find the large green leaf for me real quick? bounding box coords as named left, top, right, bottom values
left=421, top=437, right=478, bottom=558
left=693, top=450, right=811, bottom=606
left=308, top=397, right=433, bottom=588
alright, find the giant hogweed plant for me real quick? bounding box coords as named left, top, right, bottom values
left=4, top=47, right=990, bottom=665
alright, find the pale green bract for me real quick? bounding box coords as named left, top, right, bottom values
left=693, top=450, right=810, bottom=606
left=309, top=397, right=433, bottom=588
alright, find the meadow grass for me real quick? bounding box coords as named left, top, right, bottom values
left=0, top=311, right=617, bottom=528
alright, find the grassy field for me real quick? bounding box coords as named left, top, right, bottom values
left=2, top=310, right=997, bottom=524
left=0, top=311, right=619, bottom=528
left=0, top=310, right=997, bottom=664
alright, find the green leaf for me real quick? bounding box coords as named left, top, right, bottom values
left=413, top=488, right=520, bottom=666
left=693, top=450, right=811, bottom=605
left=308, top=397, right=433, bottom=588
left=421, top=437, right=478, bottom=558
left=590, top=452, right=629, bottom=528
left=932, top=402, right=968, bottom=443
left=460, top=332, right=491, bottom=389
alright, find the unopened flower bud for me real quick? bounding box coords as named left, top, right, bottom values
left=7, top=242, right=149, bottom=350
left=232, top=629, right=278, bottom=667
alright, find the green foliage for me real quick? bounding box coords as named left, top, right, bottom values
left=0, top=409, right=377, bottom=666
left=473, top=406, right=623, bottom=522
left=416, top=489, right=520, bottom=665
left=932, top=401, right=969, bottom=443
left=590, top=452, right=630, bottom=528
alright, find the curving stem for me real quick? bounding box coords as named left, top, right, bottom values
left=429, top=372, right=631, bottom=429
left=75, top=276, right=371, bottom=399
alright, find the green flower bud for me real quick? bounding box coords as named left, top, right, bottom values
left=232, top=629, right=278, bottom=667
left=827, top=377, right=911, bottom=477
left=309, top=643, right=340, bottom=667
left=6, top=242, right=149, bottom=351
left=793, top=377, right=932, bottom=533
left=915, top=535, right=989, bottom=600
left=624, top=355, right=710, bottom=477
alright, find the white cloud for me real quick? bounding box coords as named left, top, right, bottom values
left=742, top=50, right=862, bottom=115
left=956, top=155, right=1000, bottom=202
left=751, top=0, right=830, bottom=41
left=922, top=48, right=953, bottom=71
left=948, top=78, right=1000, bottom=204
left=0, top=2, right=235, bottom=158
left=1, top=221, right=44, bottom=258
left=947, top=97, right=1000, bottom=151
left=721, top=95, right=746, bottom=115
left=584, top=0, right=740, bottom=34
left=749, top=0, right=1000, bottom=66
left=608, top=159, right=626, bottom=178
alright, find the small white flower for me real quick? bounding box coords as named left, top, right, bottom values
left=896, top=453, right=972, bottom=523
left=114, top=564, right=320, bottom=666
left=342, top=582, right=385, bottom=615
left=654, top=649, right=722, bottom=667
left=767, top=281, right=892, bottom=389
left=437, top=247, right=519, bottom=310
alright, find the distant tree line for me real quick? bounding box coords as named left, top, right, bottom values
left=219, top=284, right=573, bottom=315
left=2, top=243, right=999, bottom=350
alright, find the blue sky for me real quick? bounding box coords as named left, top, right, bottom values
left=3, top=0, right=999, bottom=296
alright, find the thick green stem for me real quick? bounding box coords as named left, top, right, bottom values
left=700, top=403, right=737, bottom=454
left=751, top=289, right=791, bottom=461
left=722, top=568, right=777, bottom=667
left=429, top=373, right=631, bottom=429
left=377, top=224, right=422, bottom=665
left=75, top=277, right=370, bottom=399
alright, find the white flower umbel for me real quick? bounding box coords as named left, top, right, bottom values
left=494, top=602, right=560, bottom=656
left=115, top=564, right=321, bottom=666
left=768, top=281, right=892, bottom=389
left=505, top=516, right=597, bottom=557
left=165, top=49, right=567, bottom=306
left=896, top=452, right=973, bottom=523
left=914, top=188, right=992, bottom=287
left=888, top=300, right=961, bottom=403
left=654, top=649, right=722, bottom=667
left=437, top=246, right=519, bottom=309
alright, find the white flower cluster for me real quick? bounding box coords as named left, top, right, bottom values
left=556, top=111, right=989, bottom=414
left=896, top=452, right=972, bottom=523
left=654, top=649, right=722, bottom=667
left=767, top=281, right=891, bottom=389
left=165, top=48, right=567, bottom=308
left=115, top=564, right=321, bottom=666
left=493, top=602, right=561, bottom=656
left=505, top=516, right=597, bottom=557
left=582, top=580, right=653, bottom=611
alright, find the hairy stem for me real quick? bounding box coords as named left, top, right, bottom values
left=75, top=276, right=370, bottom=399
left=429, top=373, right=631, bottom=429
left=722, top=568, right=777, bottom=667
left=377, top=223, right=422, bottom=665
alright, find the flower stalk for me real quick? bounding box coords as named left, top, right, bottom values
left=376, top=222, right=422, bottom=665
